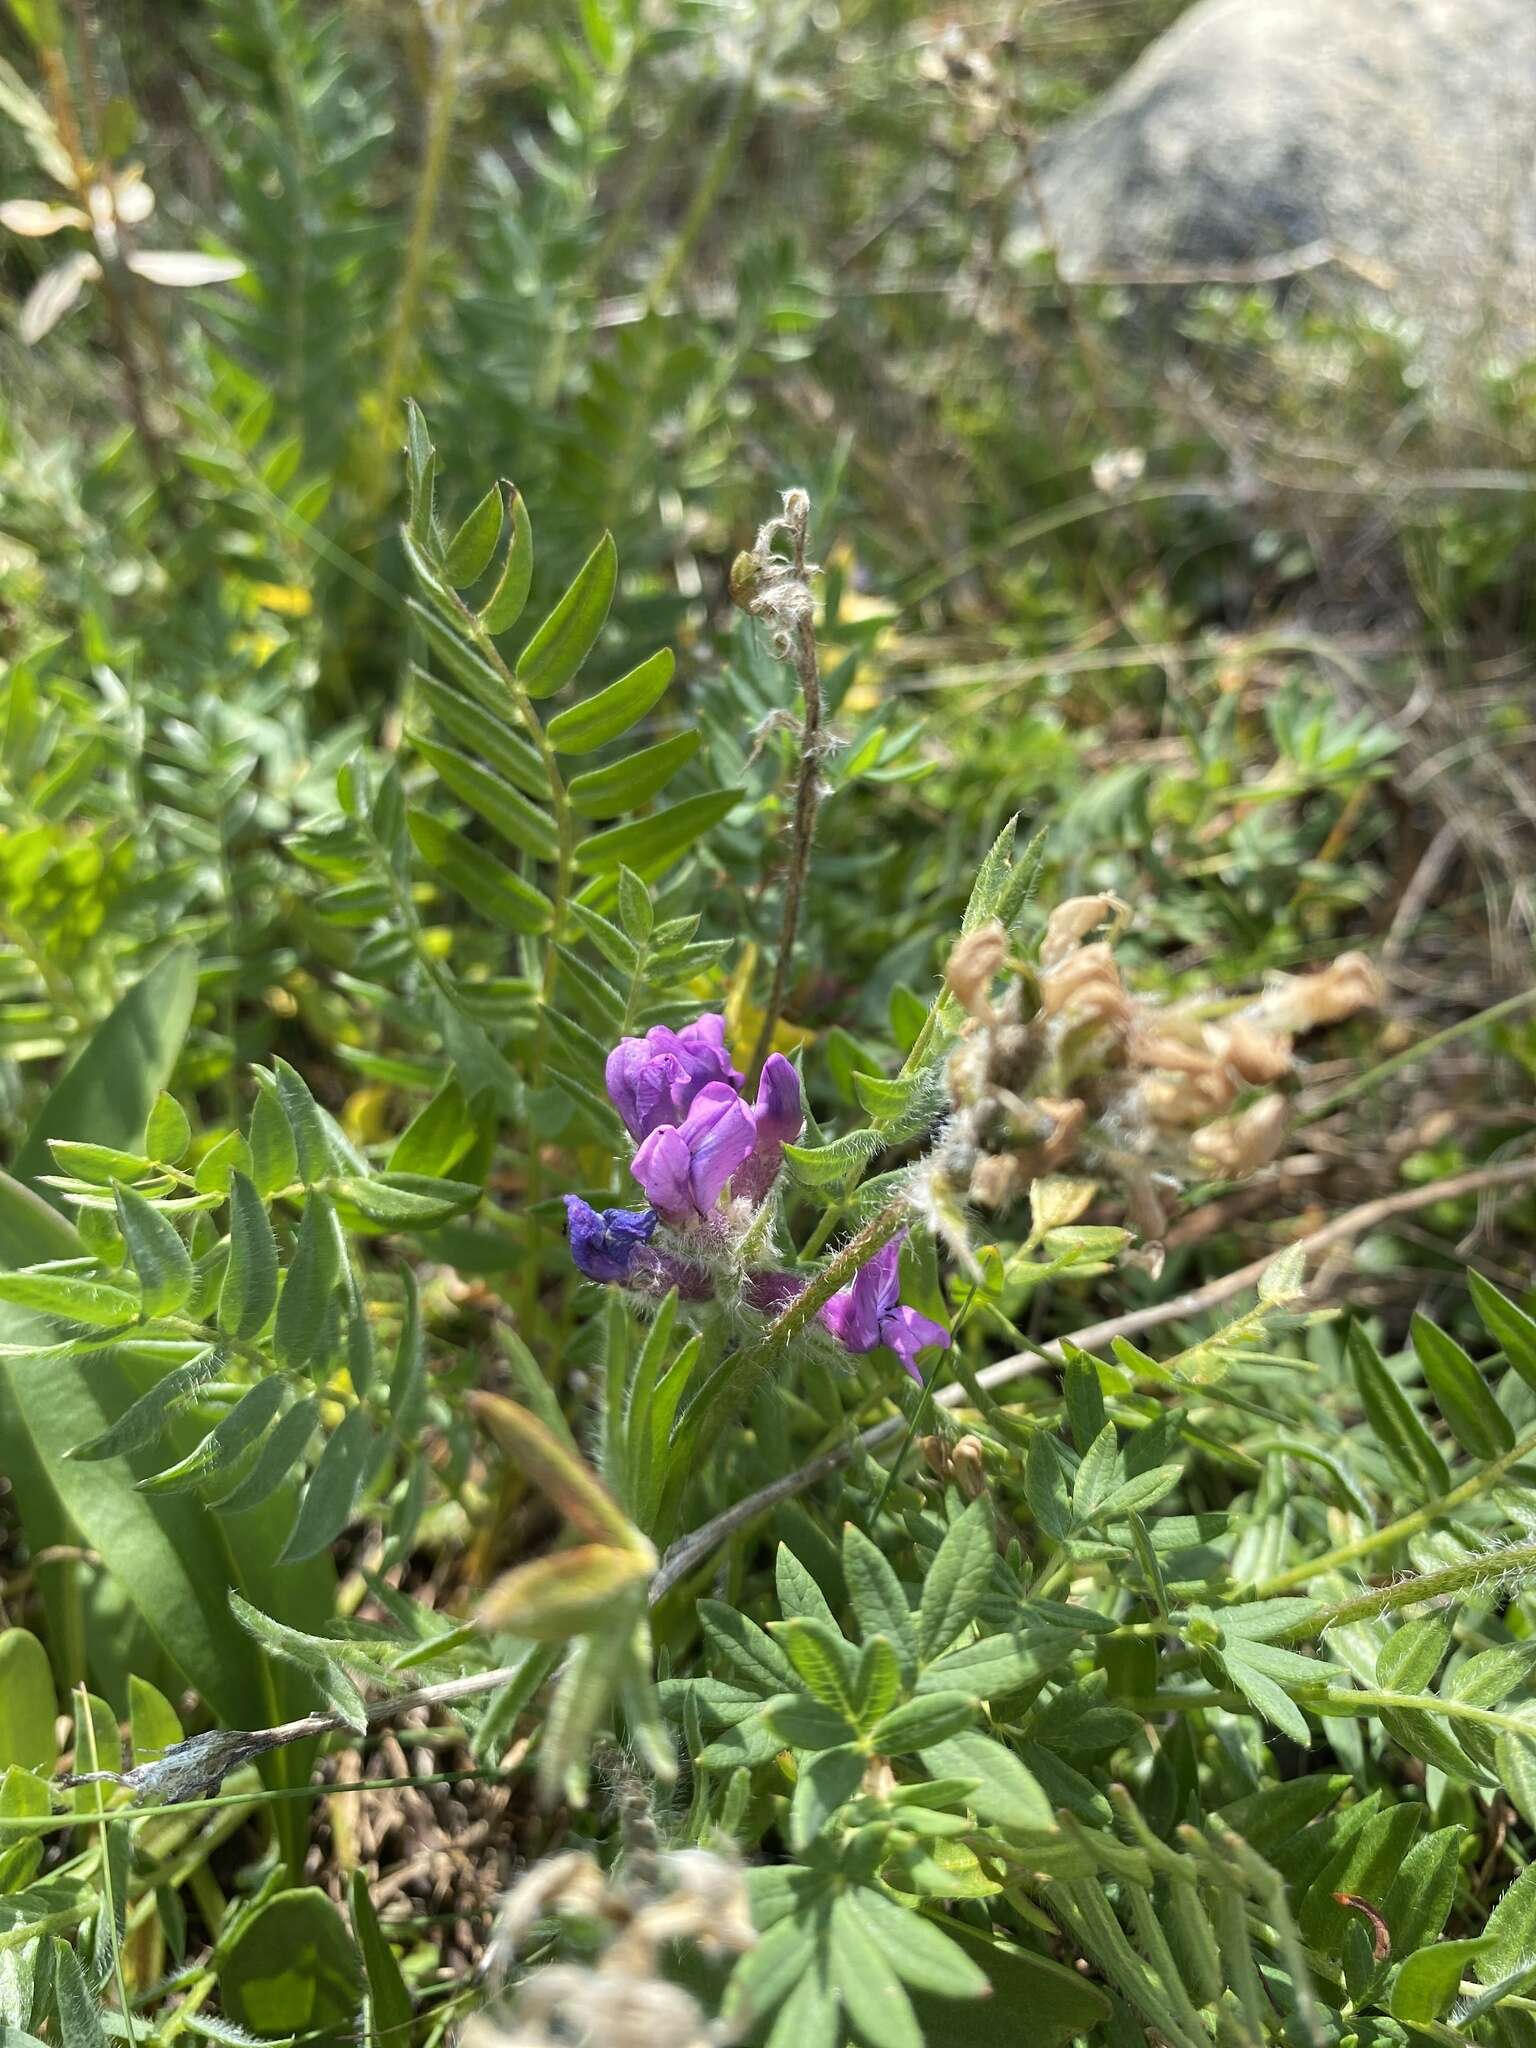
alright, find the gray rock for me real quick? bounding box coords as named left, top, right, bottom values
left=1017, top=0, right=1536, bottom=361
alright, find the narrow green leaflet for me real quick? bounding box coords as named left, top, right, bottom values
left=573, top=788, right=743, bottom=876
left=546, top=648, right=674, bottom=753
left=0, top=1269, right=139, bottom=1326
left=215, top=1397, right=320, bottom=1514
left=114, top=1182, right=193, bottom=1318
left=567, top=730, right=701, bottom=819
left=138, top=1376, right=287, bottom=1496
left=1470, top=1272, right=1536, bottom=1391
left=1411, top=1311, right=1513, bottom=1458
left=272, top=1194, right=342, bottom=1376
left=410, top=733, right=559, bottom=861
left=280, top=1406, right=374, bottom=1562
left=481, top=485, right=533, bottom=631
left=220, top=1172, right=280, bottom=1340
left=65, top=1351, right=214, bottom=1461
left=442, top=481, right=503, bottom=587
left=516, top=532, right=616, bottom=698
left=409, top=810, right=553, bottom=933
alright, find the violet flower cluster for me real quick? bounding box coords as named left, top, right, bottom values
left=563, top=1013, right=951, bottom=1381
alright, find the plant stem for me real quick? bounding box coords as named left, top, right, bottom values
left=1297, top=985, right=1536, bottom=1125
left=749, top=492, right=824, bottom=1082
left=1276, top=1537, right=1536, bottom=1639
left=1254, top=1419, right=1536, bottom=1597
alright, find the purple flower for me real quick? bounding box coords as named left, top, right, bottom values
left=631, top=1081, right=757, bottom=1223
left=605, top=1014, right=743, bottom=1140
left=564, top=1197, right=659, bottom=1283
left=819, top=1234, right=951, bottom=1383
left=733, top=1054, right=805, bottom=1206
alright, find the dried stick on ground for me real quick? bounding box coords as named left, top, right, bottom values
left=649, top=1154, right=1536, bottom=1599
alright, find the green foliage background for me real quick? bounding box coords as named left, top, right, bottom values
left=0, top=0, right=1535, bottom=2042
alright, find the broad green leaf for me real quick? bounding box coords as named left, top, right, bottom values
left=1412, top=1312, right=1513, bottom=1458
left=842, top=1523, right=918, bottom=1680
left=853, top=1634, right=904, bottom=1728
left=480, top=484, right=533, bottom=631
left=279, top=1407, right=373, bottom=1563
left=830, top=1889, right=924, bottom=2048
left=1391, top=1937, right=1497, bottom=2023
left=128, top=1673, right=184, bottom=1763
left=0, top=1632, right=54, bottom=1771
left=114, top=1183, right=193, bottom=1318
left=516, top=532, right=616, bottom=698
left=917, top=1499, right=994, bottom=1661
left=45, top=1141, right=154, bottom=1186
left=49, top=1941, right=107, bottom=2048
left=870, top=1692, right=978, bottom=1753
left=387, top=1076, right=477, bottom=1178
left=781, top=1128, right=879, bottom=1188
left=1382, top=1824, right=1464, bottom=1960
left=761, top=1692, right=854, bottom=1751
left=217, top=1886, right=364, bottom=2046
left=220, top=1173, right=279, bottom=1340
left=774, top=1544, right=840, bottom=1634
left=249, top=1080, right=299, bottom=1197
left=1478, top=1863, right=1536, bottom=1984
left=772, top=1617, right=857, bottom=1714
left=843, top=1885, right=989, bottom=1999
left=790, top=1744, right=866, bottom=1850
left=13, top=947, right=197, bottom=1204
left=1376, top=1614, right=1450, bottom=1693
left=410, top=733, right=558, bottom=860
left=567, top=729, right=700, bottom=819
left=547, top=647, right=674, bottom=753
left=0, top=1103, right=327, bottom=1739
left=699, top=1598, right=798, bottom=1696
left=442, top=482, right=502, bottom=587
left=573, top=787, right=742, bottom=876
left=920, top=1731, right=1054, bottom=1832
left=1300, top=1802, right=1425, bottom=1953
left=272, top=1059, right=333, bottom=1185
left=1070, top=1422, right=1119, bottom=1523
left=409, top=810, right=553, bottom=933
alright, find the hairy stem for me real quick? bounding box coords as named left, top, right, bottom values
left=749, top=492, right=823, bottom=1081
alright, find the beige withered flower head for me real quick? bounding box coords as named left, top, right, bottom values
left=1188, top=1094, right=1289, bottom=1178
left=946, top=919, right=1009, bottom=1023
left=931, top=898, right=1384, bottom=1242
left=1242, top=952, right=1386, bottom=1039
